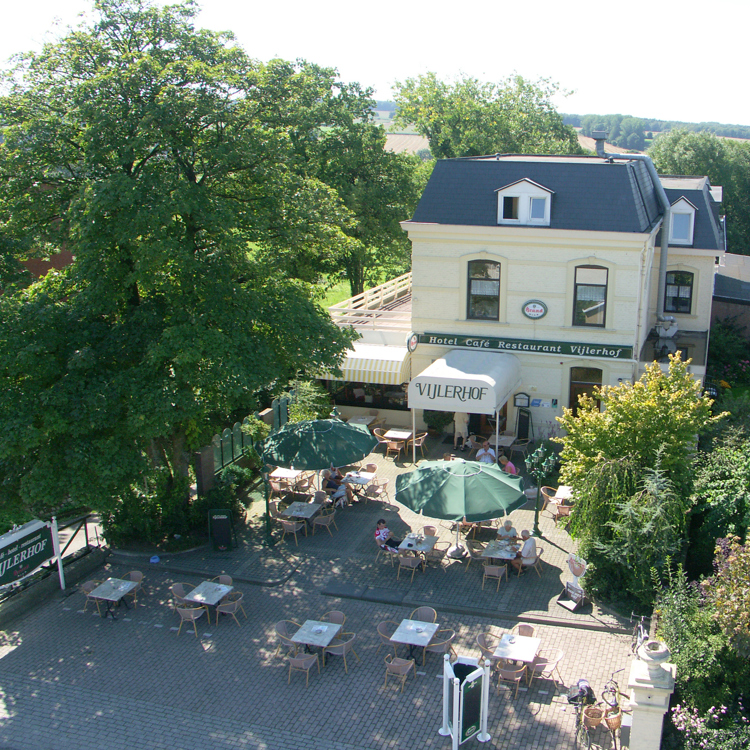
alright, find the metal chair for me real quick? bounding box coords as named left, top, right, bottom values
left=527, top=649, right=564, bottom=690
left=323, top=632, right=361, bottom=673
left=409, top=606, right=437, bottom=623
left=320, top=610, right=346, bottom=626
left=372, top=428, right=390, bottom=453
left=482, top=563, right=508, bottom=591
left=312, top=508, right=338, bottom=536
left=476, top=632, right=501, bottom=668
left=176, top=606, right=205, bottom=636
left=519, top=547, right=544, bottom=577
left=422, top=525, right=437, bottom=537
left=408, top=432, right=428, bottom=458
left=376, top=620, right=400, bottom=658
left=385, top=439, right=405, bottom=460
left=423, top=628, right=457, bottom=666
left=288, top=653, right=319, bottom=687
left=365, top=478, right=390, bottom=503
left=80, top=580, right=103, bottom=615
left=511, top=623, right=536, bottom=638
left=464, top=540, right=486, bottom=572
left=211, top=574, right=233, bottom=586
left=397, top=554, right=422, bottom=583
left=279, top=518, right=306, bottom=546
left=274, top=620, right=301, bottom=657
left=384, top=654, right=415, bottom=692
left=497, top=660, right=527, bottom=698
left=509, top=439, right=532, bottom=462
left=169, top=582, right=193, bottom=610
left=215, top=592, right=246, bottom=626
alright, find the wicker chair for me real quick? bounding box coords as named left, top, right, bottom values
left=423, top=628, right=457, bottom=666
left=496, top=660, right=527, bottom=698
left=288, top=653, right=319, bottom=687
left=482, top=562, right=508, bottom=591
left=323, top=632, right=361, bottom=673
left=376, top=620, right=400, bottom=658
left=384, top=654, right=415, bottom=692
left=312, top=508, right=338, bottom=536
left=215, top=592, right=246, bottom=627
left=176, top=606, right=205, bottom=636
left=397, top=554, right=422, bottom=583
left=409, top=606, right=437, bottom=623
left=274, top=620, right=301, bottom=658
left=279, top=518, right=306, bottom=546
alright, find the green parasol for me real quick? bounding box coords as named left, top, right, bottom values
left=395, top=459, right=526, bottom=522
left=260, top=418, right=377, bottom=471
left=395, top=459, right=526, bottom=555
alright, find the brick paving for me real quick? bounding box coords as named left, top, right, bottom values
left=0, top=435, right=633, bottom=749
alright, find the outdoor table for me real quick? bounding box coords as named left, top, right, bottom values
left=292, top=619, right=342, bottom=655
left=282, top=501, right=322, bottom=520
left=399, top=534, right=439, bottom=556
left=492, top=633, right=541, bottom=664
left=384, top=428, right=412, bottom=441
left=390, top=618, right=440, bottom=659
left=183, top=580, right=233, bottom=620
left=555, top=486, right=573, bottom=501
left=343, top=471, right=375, bottom=497
left=488, top=435, right=516, bottom=449
left=347, top=415, right=375, bottom=426
left=269, top=467, right=302, bottom=480
left=88, top=578, right=139, bottom=620
left=482, top=540, right=520, bottom=561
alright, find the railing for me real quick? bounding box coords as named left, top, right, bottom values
left=328, top=273, right=412, bottom=331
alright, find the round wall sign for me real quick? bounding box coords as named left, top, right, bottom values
left=522, top=300, right=547, bottom=319
left=406, top=332, right=419, bottom=352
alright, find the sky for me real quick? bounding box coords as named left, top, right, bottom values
left=2, top=0, right=749, bottom=127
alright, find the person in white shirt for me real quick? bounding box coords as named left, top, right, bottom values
left=476, top=441, right=496, bottom=464
left=453, top=412, right=470, bottom=451
left=496, top=519, right=518, bottom=541
left=510, top=530, right=537, bottom=574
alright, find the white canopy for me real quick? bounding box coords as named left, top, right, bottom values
left=408, top=350, right=521, bottom=415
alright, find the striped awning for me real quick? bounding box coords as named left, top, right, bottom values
left=323, top=344, right=411, bottom=386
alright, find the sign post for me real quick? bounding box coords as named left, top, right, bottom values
left=0, top=520, right=61, bottom=589
left=439, top=655, right=492, bottom=747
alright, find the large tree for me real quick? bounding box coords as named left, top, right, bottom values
left=393, top=72, right=583, bottom=159
left=649, top=129, right=750, bottom=253
left=0, top=0, right=358, bottom=516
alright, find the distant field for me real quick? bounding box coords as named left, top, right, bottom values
left=320, top=280, right=352, bottom=308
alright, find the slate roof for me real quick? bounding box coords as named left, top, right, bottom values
left=661, top=177, right=724, bottom=251
left=714, top=274, right=750, bottom=304
left=408, top=155, right=723, bottom=250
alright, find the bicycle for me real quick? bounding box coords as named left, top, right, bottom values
left=601, top=668, right=632, bottom=750
left=631, top=613, right=649, bottom=654
left=567, top=679, right=598, bottom=748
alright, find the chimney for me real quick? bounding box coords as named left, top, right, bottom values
left=592, top=131, right=608, bottom=158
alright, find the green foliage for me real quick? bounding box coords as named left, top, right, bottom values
left=284, top=379, right=332, bottom=422
left=649, top=130, right=750, bottom=253
left=569, top=457, right=687, bottom=609
left=706, top=317, right=750, bottom=385
left=188, top=465, right=247, bottom=531
left=657, top=561, right=750, bottom=749
left=688, top=431, right=750, bottom=576
left=704, top=537, right=750, bottom=657
left=0, top=0, right=358, bottom=518
left=556, top=354, right=721, bottom=498
left=393, top=73, right=582, bottom=159
left=423, top=410, right=455, bottom=432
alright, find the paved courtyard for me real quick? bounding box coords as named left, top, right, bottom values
left=0, top=438, right=634, bottom=750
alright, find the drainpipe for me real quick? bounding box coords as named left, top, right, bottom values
left=592, top=132, right=674, bottom=325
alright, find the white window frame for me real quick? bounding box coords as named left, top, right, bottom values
left=668, top=198, right=696, bottom=246
left=496, top=179, right=553, bottom=226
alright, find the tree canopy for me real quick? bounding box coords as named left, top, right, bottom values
left=649, top=129, right=750, bottom=253
left=0, top=0, right=364, bottom=517
left=393, top=72, right=583, bottom=159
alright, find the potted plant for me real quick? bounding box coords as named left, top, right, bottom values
left=423, top=410, right=454, bottom=437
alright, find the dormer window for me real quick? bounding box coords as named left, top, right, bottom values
left=669, top=197, right=696, bottom=245
left=496, top=179, right=553, bottom=226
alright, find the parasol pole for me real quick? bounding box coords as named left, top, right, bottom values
left=412, top=409, right=416, bottom=464
left=494, top=407, right=500, bottom=460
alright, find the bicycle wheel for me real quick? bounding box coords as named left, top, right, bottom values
left=575, top=716, right=591, bottom=749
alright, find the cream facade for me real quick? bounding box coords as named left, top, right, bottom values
left=326, top=154, right=723, bottom=440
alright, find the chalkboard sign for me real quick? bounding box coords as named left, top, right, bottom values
left=460, top=669, right=483, bottom=743
left=516, top=407, right=532, bottom=440
left=209, top=509, right=233, bottom=551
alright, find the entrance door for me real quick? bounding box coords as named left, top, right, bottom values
left=569, top=367, right=602, bottom=416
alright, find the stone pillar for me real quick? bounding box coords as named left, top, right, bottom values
left=627, top=641, right=676, bottom=750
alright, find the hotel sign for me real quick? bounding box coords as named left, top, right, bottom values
left=0, top=521, right=54, bottom=586
left=418, top=332, right=633, bottom=360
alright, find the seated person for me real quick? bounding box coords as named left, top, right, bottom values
left=510, top=530, right=537, bottom=574
left=499, top=455, right=517, bottom=475
left=476, top=441, right=496, bottom=464
left=322, top=469, right=354, bottom=507
left=375, top=519, right=401, bottom=551
left=496, top=519, right=519, bottom=541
